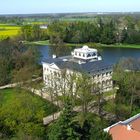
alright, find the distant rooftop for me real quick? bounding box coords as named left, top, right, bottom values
left=104, top=113, right=140, bottom=140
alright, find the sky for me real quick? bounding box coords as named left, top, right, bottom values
left=0, top=0, right=140, bottom=14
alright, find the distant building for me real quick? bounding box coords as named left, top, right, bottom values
left=40, top=25, right=48, bottom=29
left=104, top=113, right=140, bottom=140
left=42, top=45, right=113, bottom=93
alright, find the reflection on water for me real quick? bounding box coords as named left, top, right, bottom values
left=49, top=45, right=74, bottom=57
left=38, top=45, right=140, bottom=64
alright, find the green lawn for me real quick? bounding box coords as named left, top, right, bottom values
left=24, top=40, right=51, bottom=46
left=0, top=88, right=58, bottom=138
left=25, top=40, right=140, bottom=49
left=99, top=43, right=140, bottom=49
left=66, top=43, right=140, bottom=49
left=0, top=88, right=58, bottom=116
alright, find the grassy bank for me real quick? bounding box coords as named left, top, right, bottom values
left=66, top=43, right=140, bottom=49
left=99, top=44, right=140, bottom=49
left=0, top=88, right=58, bottom=115
left=0, top=88, right=58, bottom=138
left=25, top=40, right=140, bottom=49
left=24, top=40, right=51, bottom=46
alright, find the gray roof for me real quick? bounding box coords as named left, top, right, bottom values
left=43, top=57, right=113, bottom=75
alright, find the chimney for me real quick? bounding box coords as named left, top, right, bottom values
left=78, top=60, right=82, bottom=64
left=127, top=125, right=132, bottom=131
left=98, top=56, right=102, bottom=61
left=52, top=54, right=56, bottom=59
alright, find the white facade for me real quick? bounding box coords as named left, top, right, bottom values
left=42, top=46, right=113, bottom=93
left=40, top=25, right=48, bottom=29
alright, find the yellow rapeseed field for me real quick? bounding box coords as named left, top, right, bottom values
left=0, top=24, right=21, bottom=40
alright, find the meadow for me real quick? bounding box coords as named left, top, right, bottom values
left=0, top=88, right=58, bottom=115
left=0, top=88, right=58, bottom=138
left=25, top=39, right=140, bottom=49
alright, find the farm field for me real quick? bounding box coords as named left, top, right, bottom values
left=0, top=24, right=21, bottom=40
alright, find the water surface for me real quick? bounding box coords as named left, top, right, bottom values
left=38, top=45, right=140, bottom=64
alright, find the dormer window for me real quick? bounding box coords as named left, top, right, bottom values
left=92, top=53, right=96, bottom=56
left=87, top=54, right=91, bottom=57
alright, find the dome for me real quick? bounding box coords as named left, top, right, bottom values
left=83, top=45, right=89, bottom=50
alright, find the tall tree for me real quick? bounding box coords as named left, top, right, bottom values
left=48, top=98, right=81, bottom=140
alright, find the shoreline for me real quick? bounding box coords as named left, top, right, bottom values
left=24, top=40, right=140, bottom=49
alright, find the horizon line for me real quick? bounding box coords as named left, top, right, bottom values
left=0, top=11, right=140, bottom=16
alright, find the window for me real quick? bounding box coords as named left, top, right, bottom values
left=53, top=71, right=55, bottom=75
left=93, top=75, right=96, bottom=78
left=83, top=54, right=85, bottom=57
left=87, top=54, right=91, bottom=57
left=45, top=76, right=47, bottom=80
left=92, top=53, right=96, bottom=56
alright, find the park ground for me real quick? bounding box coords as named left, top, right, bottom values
left=24, top=40, right=140, bottom=49
left=0, top=88, right=58, bottom=116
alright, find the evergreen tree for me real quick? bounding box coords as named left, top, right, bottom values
left=48, top=99, right=81, bottom=140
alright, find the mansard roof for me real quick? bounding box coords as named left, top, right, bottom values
left=42, top=57, right=113, bottom=74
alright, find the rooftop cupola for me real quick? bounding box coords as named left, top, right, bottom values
left=72, top=45, right=99, bottom=61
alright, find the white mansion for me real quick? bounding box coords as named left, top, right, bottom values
left=42, top=45, right=113, bottom=92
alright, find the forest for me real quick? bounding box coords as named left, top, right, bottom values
left=16, top=15, right=140, bottom=46
left=47, top=17, right=140, bottom=45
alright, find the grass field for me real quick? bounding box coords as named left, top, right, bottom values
left=25, top=40, right=140, bottom=49
left=24, top=40, right=51, bottom=46
left=0, top=88, right=58, bottom=138
left=0, top=88, right=58, bottom=116
left=0, top=24, right=21, bottom=39
left=99, top=43, right=140, bottom=49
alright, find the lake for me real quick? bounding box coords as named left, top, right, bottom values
left=38, top=45, right=140, bottom=64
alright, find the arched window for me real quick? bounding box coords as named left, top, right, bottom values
left=102, top=81, right=106, bottom=87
